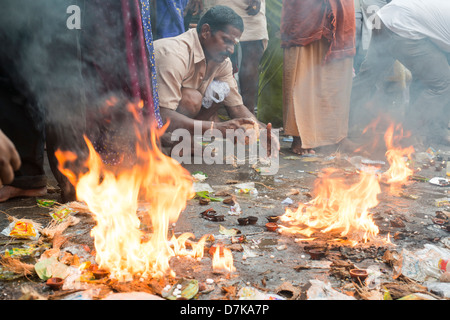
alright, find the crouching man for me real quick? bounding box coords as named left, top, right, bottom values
left=154, top=5, right=278, bottom=155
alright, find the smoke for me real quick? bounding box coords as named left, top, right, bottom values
left=0, top=0, right=142, bottom=168
left=0, top=0, right=84, bottom=160
left=351, top=0, right=450, bottom=145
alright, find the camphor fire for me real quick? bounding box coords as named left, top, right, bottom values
left=280, top=120, right=414, bottom=246
left=381, top=123, right=415, bottom=188
left=55, top=101, right=232, bottom=282
left=212, top=245, right=236, bottom=274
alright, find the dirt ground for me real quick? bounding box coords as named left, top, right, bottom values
left=0, top=123, right=449, bottom=300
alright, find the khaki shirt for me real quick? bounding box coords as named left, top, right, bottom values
left=154, top=28, right=243, bottom=111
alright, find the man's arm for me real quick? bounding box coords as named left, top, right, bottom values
left=160, top=107, right=257, bottom=136
left=225, top=104, right=260, bottom=125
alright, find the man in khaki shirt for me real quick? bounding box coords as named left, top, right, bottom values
left=154, top=5, right=264, bottom=139
left=202, top=0, right=268, bottom=115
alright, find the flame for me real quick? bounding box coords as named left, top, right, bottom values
left=382, top=123, right=414, bottom=186
left=281, top=168, right=383, bottom=244
left=280, top=121, right=414, bottom=246
left=212, top=245, right=236, bottom=273
left=171, top=233, right=211, bottom=260
left=55, top=101, right=208, bottom=281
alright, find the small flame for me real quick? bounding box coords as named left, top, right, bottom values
left=171, top=233, right=211, bottom=260
left=382, top=123, right=414, bottom=186
left=212, top=245, right=236, bottom=273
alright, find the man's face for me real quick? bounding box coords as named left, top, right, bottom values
left=202, top=24, right=242, bottom=63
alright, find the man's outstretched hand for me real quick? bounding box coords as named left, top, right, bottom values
left=216, top=118, right=280, bottom=154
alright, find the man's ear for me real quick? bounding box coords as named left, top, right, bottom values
left=200, top=23, right=211, bottom=39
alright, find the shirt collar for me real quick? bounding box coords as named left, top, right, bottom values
left=190, top=28, right=206, bottom=64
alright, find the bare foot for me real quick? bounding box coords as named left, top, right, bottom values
left=0, top=185, right=47, bottom=202
left=291, top=136, right=315, bottom=156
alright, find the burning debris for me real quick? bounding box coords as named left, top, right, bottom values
left=0, top=117, right=449, bottom=301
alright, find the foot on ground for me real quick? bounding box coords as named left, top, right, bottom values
left=290, top=136, right=315, bottom=156
left=0, top=186, right=47, bottom=203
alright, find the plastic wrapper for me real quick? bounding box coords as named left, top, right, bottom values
left=399, top=244, right=450, bottom=282
left=192, top=171, right=208, bottom=182
left=228, top=202, right=242, bottom=215
left=424, top=282, right=450, bottom=299
left=281, top=197, right=294, bottom=205
left=439, top=259, right=449, bottom=272
left=238, top=286, right=284, bottom=300
left=307, top=280, right=356, bottom=300
left=234, top=182, right=258, bottom=196
left=435, top=198, right=450, bottom=207
left=193, top=182, right=214, bottom=193
left=202, top=80, right=230, bottom=109
left=4, top=247, right=36, bottom=258
left=1, top=219, right=40, bottom=240
left=50, top=206, right=76, bottom=222
left=429, top=177, right=450, bottom=187
left=36, top=199, right=57, bottom=208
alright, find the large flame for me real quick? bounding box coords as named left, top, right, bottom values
left=280, top=168, right=382, bottom=244
left=55, top=102, right=202, bottom=281
left=280, top=121, right=414, bottom=245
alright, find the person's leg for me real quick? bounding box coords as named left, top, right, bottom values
left=290, top=136, right=315, bottom=155
left=40, top=1, right=87, bottom=203
left=160, top=87, right=210, bottom=156
left=238, top=40, right=265, bottom=115
left=0, top=68, right=47, bottom=202
left=45, top=92, right=87, bottom=203
left=389, top=35, right=450, bottom=144
left=176, top=87, right=203, bottom=118
left=282, top=47, right=315, bottom=155
left=349, top=23, right=396, bottom=132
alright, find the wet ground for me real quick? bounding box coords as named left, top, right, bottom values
left=0, top=127, right=449, bottom=300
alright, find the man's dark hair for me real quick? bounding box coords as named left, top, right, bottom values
left=196, top=5, right=244, bottom=34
